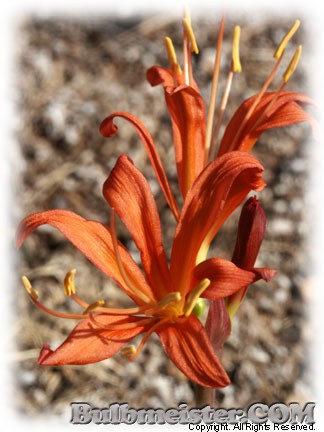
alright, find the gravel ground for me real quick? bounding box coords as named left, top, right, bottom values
left=12, top=11, right=315, bottom=419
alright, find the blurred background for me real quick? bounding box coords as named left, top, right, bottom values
left=12, top=10, right=315, bottom=418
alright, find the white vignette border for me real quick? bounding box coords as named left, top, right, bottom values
left=1, top=0, right=323, bottom=430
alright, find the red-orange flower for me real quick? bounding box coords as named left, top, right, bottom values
left=17, top=151, right=265, bottom=388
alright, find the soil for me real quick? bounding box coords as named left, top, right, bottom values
left=13, top=11, right=315, bottom=419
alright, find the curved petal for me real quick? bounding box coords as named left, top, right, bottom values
left=147, top=65, right=200, bottom=93
left=146, top=66, right=175, bottom=88
left=103, top=155, right=170, bottom=300
left=147, top=66, right=206, bottom=197
left=193, top=258, right=258, bottom=301
left=99, top=111, right=179, bottom=220
left=231, top=196, right=266, bottom=269
left=227, top=196, right=276, bottom=316
left=16, top=209, right=154, bottom=304
left=218, top=92, right=318, bottom=156
left=156, top=314, right=230, bottom=388
left=170, top=152, right=265, bottom=297
left=38, top=314, right=149, bottom=365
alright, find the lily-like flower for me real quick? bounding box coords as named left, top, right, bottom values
left=101, top=16, right=317, bottom=207
left=17, top=151, right=265, bottom=388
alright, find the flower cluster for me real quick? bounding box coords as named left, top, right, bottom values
left=16, top=13, right=316, bottom=389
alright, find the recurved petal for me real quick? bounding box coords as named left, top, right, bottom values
left=16, top=209, right=154, bottom=304
left=156, top=314, right=230, bottom=388
left=193, top=258, right=258, bottom=301
left=146, top=66, right=175, bottom=88
left=38, top=314, right=149, bottom=365
left=103, top=155, right=170, bottom=300
left=147, top=65, right=199, bottom=91
left=218, top=92, right=318, bottom=156
left=170, top=152, right=265, bottom=296
left=99, top=111, right=179, bottom=220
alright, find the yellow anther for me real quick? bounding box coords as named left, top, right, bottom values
left=82, top=300, right=105, bottom=315
left=183, top=18, right=199, bottom=54
left=120, top=345, right=136, bottom=360
left=22, top=275, right=39, bottom=301
left=274, top=20, right=300, bottom=59
left=184, top=278, right=210, bottom=317
left=283, top=45, right=302, bottom=83
left=232, top=25, right=242, bottom=73
left=165, top=37, right=179, bottom=68
left=158, top=291, right=182, bottom=309
left=64, top=268, right=76, bottom=296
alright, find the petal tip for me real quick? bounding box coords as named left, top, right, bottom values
left=38, top=344, right=54, bottom=365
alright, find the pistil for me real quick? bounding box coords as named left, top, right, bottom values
left=209, top=25, right=242, bottom=160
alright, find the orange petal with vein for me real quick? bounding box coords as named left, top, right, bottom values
left=157, top=314, right=230, bottom=388
left=218, top=92, right=318, bottom=156
left=16, top=209, right=154, bottom=304
left=194, top=258, right=257, bottom=301
left=39, top=314, right=150, bottom=365
left=147, top=66, right=206, bottom=197
left=103, top=154, right=170, bottom=300
left=170, top=152, right=265, bottom=296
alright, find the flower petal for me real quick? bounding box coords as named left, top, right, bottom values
left=16, top=209, right=154, bottom=304
left=157, top=314, right=230, bottom=388
left=170, top=152, right=265, bottom=296
left=194, top=258, right=258, bottom=301
left=99, top=111, right=179, bottom=220
left=147, top=66, right=206, bottom=197
left=205, top=300, right=231, bottom=357
left=218, top=92, right=318, bottom=156
left=38, top=314, right=149, bottom=365
left=103, top=154, right=170, bottom=300
left=227, top=196, right=276, bottom=316
left=231, top=196, right=266, bottom=269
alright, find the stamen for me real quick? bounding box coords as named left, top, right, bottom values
left=209, top=68, right=234, bottom=161
left=22, top=276, right=95, bottom=320
left=274, top=20, right=300, bottom=59
left=144, top=291, right=182, bottom=316
left=165, top=37, right=181, bottom=72
left=71, top=290, right=155, bottom=316
left=89, top=314, right=155, bottom=331
left=183, top=18, right=199, bottom=54
left=283, top=45, right=302, bottom=83
left=121, top=345, right=136, bottom=359
left=127, top=318, right=169, bottom=361
left=22, top=275, right=39, bottom=300
left=64, top=269, right=76, bottom=296
left=71, top=292, right=88, bottom=308
left=110, top=210, right=152, bottom=305
left=249, top=46, right=302, bottom=136
left=205, top=14, right=225, bottom=161
left=232, top=25, right=242, bottom=73
left=83, top=300, right=105, bottom=315
left=158, top=291, right=181, bottom=309
left=184, top=278, right=210, bottom=317
left=223, top=53, right=284, bottom=155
